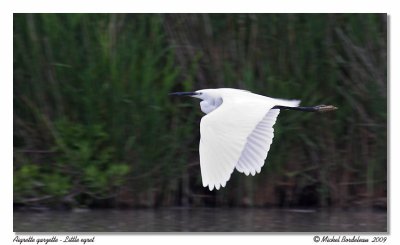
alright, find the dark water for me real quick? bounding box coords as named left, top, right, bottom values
left=14, top=208, right=387, bottom=232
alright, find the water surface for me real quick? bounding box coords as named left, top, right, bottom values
left=14, top=208, right=387, bottom=232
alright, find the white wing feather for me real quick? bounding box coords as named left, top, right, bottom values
left=199, top=89, right=300, bottom=191
left=235, top=98, right=300, bottom=176
left=235, top=109, right=280, bottom=175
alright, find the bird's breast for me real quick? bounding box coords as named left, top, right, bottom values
left=200, top=101, right=215, bottom=114
left=200, top=97, right=223, bottom=114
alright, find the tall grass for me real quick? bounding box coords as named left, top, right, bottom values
left=14, top=14, right=386, bottom=208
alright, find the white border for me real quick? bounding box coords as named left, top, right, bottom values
left=2, top=0, right=398, bottom=245
left=5, top=0, right=391, bottom=13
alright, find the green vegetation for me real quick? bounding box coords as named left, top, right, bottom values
left=14, top=14, right=386, bottom=209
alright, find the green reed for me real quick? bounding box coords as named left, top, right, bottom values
left=14, top=14, right=386, bottom=208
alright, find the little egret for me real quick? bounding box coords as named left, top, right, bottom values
left=170, top=88, right=337, bottom=191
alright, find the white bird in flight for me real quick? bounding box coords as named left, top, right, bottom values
left=170, top=88, right=337, bottom=191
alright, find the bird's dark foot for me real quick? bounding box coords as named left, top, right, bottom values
left=314, top=105, right=338, bottom=112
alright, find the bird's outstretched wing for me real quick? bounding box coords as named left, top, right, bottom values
left=199, top=95, right=270, bottom=190
left=235, top=108, right=279, bottom=175
left=199, top=91, right=300, bottom=191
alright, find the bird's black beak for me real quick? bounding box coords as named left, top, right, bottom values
left=169, top=92, right=199, bottom=97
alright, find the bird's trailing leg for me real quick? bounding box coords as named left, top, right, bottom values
left=272, top=105, right=338, bottom=112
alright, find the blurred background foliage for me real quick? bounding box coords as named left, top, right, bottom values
left=13, top=14, right=387, bottom=209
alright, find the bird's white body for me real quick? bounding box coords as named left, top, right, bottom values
left=193, top=88, right=300, bottom=191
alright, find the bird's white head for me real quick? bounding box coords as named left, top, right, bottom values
left=170, top=89, right=223, bottom=114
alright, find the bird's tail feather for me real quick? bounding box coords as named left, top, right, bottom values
left=274, top=98, right=301, bottom=108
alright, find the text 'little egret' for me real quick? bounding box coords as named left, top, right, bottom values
left=170, top=88, right=337, bottom=191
